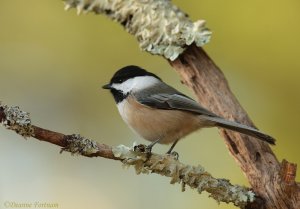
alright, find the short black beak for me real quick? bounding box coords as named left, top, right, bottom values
left=102, top=84, right=112, bottom=89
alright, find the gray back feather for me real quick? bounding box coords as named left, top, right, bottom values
left=133, top=83, right=217, bottom=117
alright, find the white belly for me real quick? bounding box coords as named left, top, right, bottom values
left=117, top=96, right=202, bottom=144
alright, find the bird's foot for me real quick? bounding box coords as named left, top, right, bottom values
left=144, top=139, right=161, bottom=157
left=145, top=145, right=153, bottom=154
left=133, top=144, right=147, bottom=152
left=133, top=143, right=153, bottom=159
left=167, top=151, right=179, bottom=160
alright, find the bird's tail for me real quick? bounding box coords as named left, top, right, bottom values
left=201, top=115, right=275, bottom=145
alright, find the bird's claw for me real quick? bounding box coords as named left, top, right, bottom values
left=133, top=144, right=153, bottom=158
left=167, top=151, right=179, bottom=160
left=145, top=145, right=152, bottom=154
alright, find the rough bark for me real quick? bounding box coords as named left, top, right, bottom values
left=169, top=44, right=300, bottom=209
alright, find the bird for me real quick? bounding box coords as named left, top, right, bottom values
left=102, top=65, right=275, bottom=154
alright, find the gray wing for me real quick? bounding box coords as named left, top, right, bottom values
left=133, top=84, right=218, bottom=117
left=133, top=84, right=276, bottom=145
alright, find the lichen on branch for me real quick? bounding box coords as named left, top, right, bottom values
left=61, top=134, right=99, bottom=155
left=0, top=102, right=33, bottom=137
left=114, top=144, right=255, bottom=207
left=63, top=0, right=211, bottom=61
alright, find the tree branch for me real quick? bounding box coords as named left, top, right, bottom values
left=0, top=102, right=255, bottom=208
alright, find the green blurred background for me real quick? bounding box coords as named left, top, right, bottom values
left=0, top=0, right=299, bottom=209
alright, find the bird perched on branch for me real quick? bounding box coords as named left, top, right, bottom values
left=103, top=65, right=275, bottom=154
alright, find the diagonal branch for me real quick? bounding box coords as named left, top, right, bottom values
left=63, top=0, right=211, bottom=61
left=0, top=102, right=255, bottom=208
left=169, top=45, right=300, bottom=209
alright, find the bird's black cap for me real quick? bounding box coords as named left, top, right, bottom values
left=104, top=65, right=161, bottom=87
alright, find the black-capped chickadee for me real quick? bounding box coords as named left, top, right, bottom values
left=103, top=65, right=275, bottom=153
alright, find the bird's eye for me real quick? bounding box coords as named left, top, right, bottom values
left=114, top=77, right=124, bottom=83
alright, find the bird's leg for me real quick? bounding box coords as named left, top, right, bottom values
left=166, top=139, right=179, bottom=154
left=145, top=138, right=161, bottom=154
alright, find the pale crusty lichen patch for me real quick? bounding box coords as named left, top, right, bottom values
left=61, top=134, right=99, bottom=156
left=63, top=0, right=211, bottom=60
left=0, top=102, right=33, bottom=137
left=113, top=144, right=255, bottom=208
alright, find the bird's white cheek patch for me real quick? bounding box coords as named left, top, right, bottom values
left=111, top=76, right=159, bottom=94
left=132, top=76, right=159, bottom=91
left=111, top=78, right=135, bottom=94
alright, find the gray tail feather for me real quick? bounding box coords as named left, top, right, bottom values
left=201, top=116, right=276, bottom=145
